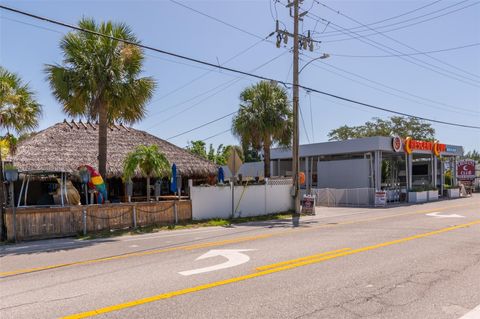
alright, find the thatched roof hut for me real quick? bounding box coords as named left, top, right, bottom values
left=12, top=120, right=217, bottom=178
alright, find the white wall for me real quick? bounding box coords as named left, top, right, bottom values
left=190, top=180, right=293, bottom=220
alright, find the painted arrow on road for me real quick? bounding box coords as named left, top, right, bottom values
left=426, top=212, right=465, bottom=218
left=179, top=249, right=256, bottom=276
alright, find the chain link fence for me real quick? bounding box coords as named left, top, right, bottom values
left=312, top=188, right=375, bottom=207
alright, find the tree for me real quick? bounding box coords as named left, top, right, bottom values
left=186, top=140, right=208, bottom=159
left=45, top=18, right=156, bottom=179
left=328, top=116, right=435, bottom=141
left=232, top=81, right=292, bottom=177
left=464, top=150, right=480, bottom=161
left=242, top=144, right=261, bottom=163
left=0, top=66, right=42, bottom=239
left=186, top=141, right=240, bottom=165
left=123, top=145, right=170, bottom=202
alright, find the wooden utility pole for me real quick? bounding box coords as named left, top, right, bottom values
left=292, top=0, right=300, bottom=214
left=274, top=0, right=318, bottom=214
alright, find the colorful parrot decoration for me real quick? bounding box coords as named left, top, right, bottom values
left=78, top=165, right=107, bottom=204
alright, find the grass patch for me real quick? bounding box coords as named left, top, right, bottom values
left=78, top=212, right=292, bottom=240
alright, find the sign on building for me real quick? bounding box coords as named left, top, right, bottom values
left=457, top=159, right=476, bottom=181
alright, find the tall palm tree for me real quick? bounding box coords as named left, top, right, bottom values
left=45, top=18, right=156, bottom=179
left=0, top=66, right=42, bottom=239
left=232, top=81, right=293, bottom=178
left=123, top=145, right=170, bottom=202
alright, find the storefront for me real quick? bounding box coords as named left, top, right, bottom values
left=269, top=136, right=463, bottom=204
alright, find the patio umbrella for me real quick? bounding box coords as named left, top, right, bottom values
left=170, top=163, right=177, bottom=193
left=218, top=167, right=225, bottom=183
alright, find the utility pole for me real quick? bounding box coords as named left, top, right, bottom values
left=292, top=0, right=300, bottom=215
left=274, top=0, right=319, bottom=215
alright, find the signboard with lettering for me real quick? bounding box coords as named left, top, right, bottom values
left=374, top=191, right=387, bottom=207
left=404, top=137, right=446, bottom=156
left=457, top=159, right=476, bottom=180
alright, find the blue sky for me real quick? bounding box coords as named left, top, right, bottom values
left=1, top=0, right=479, bottom=152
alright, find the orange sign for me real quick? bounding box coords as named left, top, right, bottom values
left=404, top=137, right=446, bottom=156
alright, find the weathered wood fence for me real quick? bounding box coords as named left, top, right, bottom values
left=4, top=200, right=192, bottom=241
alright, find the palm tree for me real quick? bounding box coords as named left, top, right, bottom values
left=45, top=18, right=156, bottom=179
left=0, top=66, right=42, bottom=239
left=232, top=81, right=293, bottom=178
left=123, top=145, right=170, bottom=202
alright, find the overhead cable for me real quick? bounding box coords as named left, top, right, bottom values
left=1, top=4, right=478, bottom=131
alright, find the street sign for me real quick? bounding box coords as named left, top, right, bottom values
left=178, top=249, right=255, bottom=276
left=227, top=148, right=243, bottom=177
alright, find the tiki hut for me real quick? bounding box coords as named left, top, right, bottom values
left=10, top=120, right=217, bottom=204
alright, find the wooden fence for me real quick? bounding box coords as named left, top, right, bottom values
left=4, top=200, right=192, bottom=241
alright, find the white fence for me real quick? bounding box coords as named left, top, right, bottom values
left=190, top=179, right=293, bottom=220
left=312, top=188, right=375, bottom=207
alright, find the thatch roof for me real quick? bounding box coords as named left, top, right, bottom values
left=11, top=120, right=217, bottom=178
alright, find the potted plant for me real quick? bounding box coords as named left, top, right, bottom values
left=3, top=163, right=18, bottom=182
left=408, top=187, right=428, bottom=203
left=427, top=186, right=439, bottom=201
left=445, top=185, right=460, bottom=198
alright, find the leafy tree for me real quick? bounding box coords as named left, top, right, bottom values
left=328, top=116, right=435, bottom=141
left=45, top=18, right=156, bottom=178
left=123, top=145, right=170, bottom=202
left=186, top=140, right=208, bottom=159
left=464, top=150, right=480, bottom=161
left=232, top=81, right=292, bottom=177
left=0, top=66, right=41, bottom=239
left=186, top=141, right=243, bottom=166
left=0, top=67, right=42, bottom=135
left=242, top=144, right=261, bottom=163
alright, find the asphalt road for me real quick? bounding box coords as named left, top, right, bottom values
left=1, top=195, right=479, bottom=319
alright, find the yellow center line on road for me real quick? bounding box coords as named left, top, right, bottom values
left=0, top=202, right=475, bottom=278
left=0, top=234, right=274, bottom=277
left=60, top=219, right=480, bottom=319
left=255, top=247, right=352, bottom=271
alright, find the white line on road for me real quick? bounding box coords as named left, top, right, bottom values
left=179, top=249, right=256, bottom=276
left=426, top=212, right=465, bottom=218
left=458, top=304, right=480, bottom=319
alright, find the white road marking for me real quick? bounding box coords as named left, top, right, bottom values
left=128, top=245, right=139, bottom=248
left=179, top=249, right=256, bottom=276
left=458, top=304, right=480, bottom=319
left=426, top=212, right=465, bottom=218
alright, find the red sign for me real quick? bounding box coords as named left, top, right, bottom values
left=404, top=137, right=446, bottom=156
left=457, top=159, right=476, bottom=180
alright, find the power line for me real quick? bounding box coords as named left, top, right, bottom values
left=0, top=5, right=278, bottom=84
left=311, top=1, right=480, bottom=82
left=169, top=0, right=269, bottom=42
left=1, top=5, right=478, bottom=131
left=303, top=9, right=480, bottom=87
left=320, top=0, right=443, bottom=36
left=299, top=105, right=311, bottom=143
left=150, top=36, right=270, bottom=103
left=303, top=86, right=480, bottom=129
left=301, top=54, right=478, bottom=115
left=201, top=128, right=231, bottom=142
left=330, top=42, right=480, bottom=58
left=167, top=111, right=237, bottom=140
left=319, top=0, right=473, bottom=40
left=149, top=50, right=288, bottom=128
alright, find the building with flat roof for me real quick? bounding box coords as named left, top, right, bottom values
left=269, top=136, right=463, bottom=203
